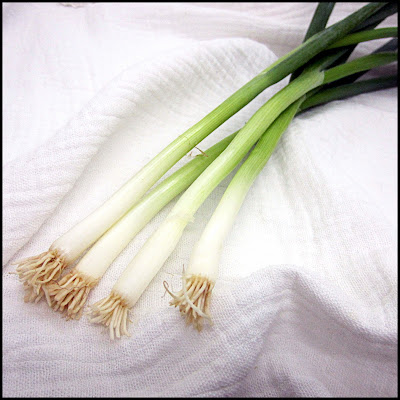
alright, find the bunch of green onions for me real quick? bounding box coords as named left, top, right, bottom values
left=14, top=2, right=397, bottom=339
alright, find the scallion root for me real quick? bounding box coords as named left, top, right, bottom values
left=88, top=291, right=132, bottom=340
left=22, top=281, right=52, bottom=305
left=13, top=250, right=66, bottom=304
left=48, top=269, right=98, bottom=320
left=164, top=274, right=214, bottom=332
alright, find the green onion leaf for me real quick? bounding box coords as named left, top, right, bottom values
left=323, top=51, right=397, bottom=84
left=299, top=75, right=398, bottom=111
left=327, top=27, right=398, bottom=49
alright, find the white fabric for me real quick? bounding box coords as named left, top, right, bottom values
left=3, top=2, right=397, bottom=397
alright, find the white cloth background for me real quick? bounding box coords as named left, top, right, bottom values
left=3, top=2, right=397, bottom=397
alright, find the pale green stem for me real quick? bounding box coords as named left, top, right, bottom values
left=327, top=27, right=398, bottom=49
left=323, top=51, right=398, bottom=84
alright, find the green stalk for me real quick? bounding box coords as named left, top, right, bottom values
left=302, top=4, right=397, bottom=86
left=329, top=37, right=398, bottom=86
left=254, top=2, right=384, bottom=84
left=323, top=51, right=397, bottom=84
left=355, top=2, right=398, bottom=32
left=161, top=2, right=386, bottom=175
left=291, top=2, right=396, bottom=83
left=299, top=75, right=398, bottom=111
left=327, top=27, right=398, bottom=49
left=170, top=69, right=324, bottom=217
left=208, top=65, right=396, bottom=223
left=213, top=98, right=304, bottom=215
left=290, top=2, right=336, bottom=82
left=304, top=3, right=336, bottom=41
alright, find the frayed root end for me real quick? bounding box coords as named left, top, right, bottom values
left=47, top=269, right=98, bottom=320
left=23, top=282, right=46, bottom=304
left=164, top=274, right=214, bottom=332
left=88, top=291, right=131, bottom=340
left=14, top=249, right=66, bottom=296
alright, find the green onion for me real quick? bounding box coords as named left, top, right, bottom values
left=14, top=2, right=396, bottom=340
left=15, top=2, right=384, bottom=302
left=42, top=133, right=237, bottom=318
left=15, top=3, right=384, bottom=300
